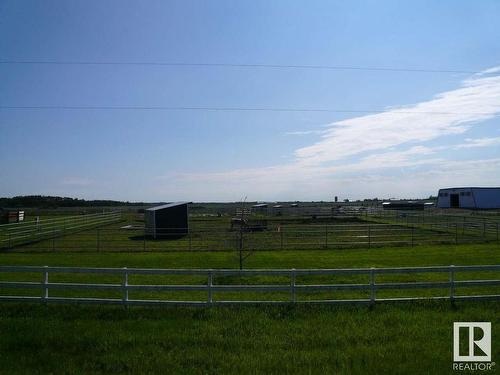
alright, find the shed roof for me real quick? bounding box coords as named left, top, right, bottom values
left=439, top=187, right=500, bottom=190
left=146, top=201, right=191, bottom=211
left=252, top=203, right=268, bottom=208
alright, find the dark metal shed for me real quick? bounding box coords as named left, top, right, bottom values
left=145, top=202, right=190, bottom=239
left=252, top=203, right=268, bottom=215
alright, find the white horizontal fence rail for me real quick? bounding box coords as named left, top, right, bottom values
left=0, top=212, right=122, bottom=248
left=0, top=265, right=498, bottom=306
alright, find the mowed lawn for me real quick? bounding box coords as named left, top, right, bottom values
left=2, top=242, right=499, bottom=269
left=0, top=302, right=498, bottom=374
left=0, top=243, right=499, bottom=374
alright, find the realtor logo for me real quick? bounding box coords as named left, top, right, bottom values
left=454, top=322, right=491, bottom=362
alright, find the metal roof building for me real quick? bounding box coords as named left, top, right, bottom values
left=436, top=187, right=500, bottom=209
left=252, top=203, right=268, bottom=215
left=145, top=202, right=190, bottom=239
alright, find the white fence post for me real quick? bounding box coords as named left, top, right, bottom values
left=208, top=270, right=213, bottom=305
left=122, top=267, right=128, bottom=305
left=449, top=265, right=455, bottom=303
left=291, top=268, right=296, bottom=303
left=43, top=266, right=49, bottom=302
left=370, top=267, right=375, bottom=305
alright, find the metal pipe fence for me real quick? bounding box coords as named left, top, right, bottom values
left=0, top=264, right=498, bottom=306
left=2, top=220, right=498, bottom=252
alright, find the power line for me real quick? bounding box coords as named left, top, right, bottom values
left=0, top=105, right=494, bottom=116
left=0, top=60, right=479, bottom=74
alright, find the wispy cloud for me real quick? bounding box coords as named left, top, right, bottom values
left=159, top=67, right=500, bottom=200
left=285, top=130, right=326, bottom=136
left=295, top=70, right=500, bottom=165
left=453, top=136, right=500, bottom=149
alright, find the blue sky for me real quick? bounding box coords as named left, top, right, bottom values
left=1, top=0, right=500, bottom=202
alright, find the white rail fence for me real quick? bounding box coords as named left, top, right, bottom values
left=0, top=211, right=122, bottom=248
left=0, top=265, right=499, bottom=306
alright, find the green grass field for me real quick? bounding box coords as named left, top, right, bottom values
left=0, top=301, right=498, bottom=374
left=0, top=242, right=499, bottom=373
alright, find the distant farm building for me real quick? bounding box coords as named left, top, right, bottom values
left=382, top=201, right=424, bottom=210
left=145, top=202, right=190, bottom=239
left=0, top=209, right=25, bottom=224
left=252, top=203, right=268, bottom=215
left=437, top=187, right=500, bottom=209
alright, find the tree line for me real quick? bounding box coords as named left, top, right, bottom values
left=0, top=195, right=148, bottom=208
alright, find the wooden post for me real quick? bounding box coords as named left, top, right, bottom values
left=239, top=227, right=243, bottom=270
left=52, top=228, right=56, bottom=251
left=325, top=224, right=328, bottom=249
left=96, top=228, right=100, bottom=252
left=368, top=225, right=371, bottom=249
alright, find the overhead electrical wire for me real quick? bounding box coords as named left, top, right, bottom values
left=0, top=105, right=494, bottom=116
left=0, top=61, right=489, bottom=116
left=0, top=60, right=479, bottom=74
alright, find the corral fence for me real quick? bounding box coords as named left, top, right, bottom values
left=3, top=221, right=499, bottom=252
left=0, top=264, right=498, bottom=306
left=0, top=211, right=123, bottom=249
left=364, top=207, right=500, bottom=227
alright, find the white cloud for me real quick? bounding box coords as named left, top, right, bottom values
left=285, top=130, right=326, bottom=136
left=453, top=136, right=500, bottom=149
left=157, top=67, right=500, bottom=200
left=295, top=70, right=500, bottom=165
left=477, top=66, right=500, bottom=76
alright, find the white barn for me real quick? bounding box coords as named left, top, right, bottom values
left=436, top=187, right=500, bottom=209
